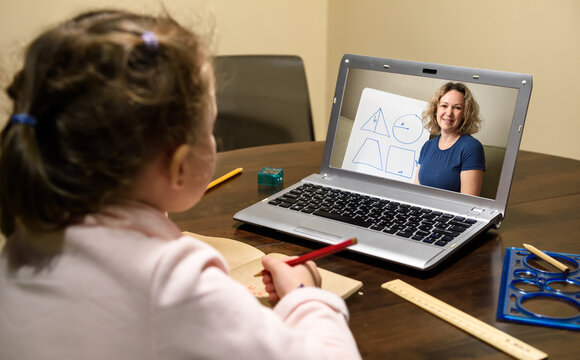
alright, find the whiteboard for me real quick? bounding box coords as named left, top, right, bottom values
left=342, top=88, right=429, bottom=182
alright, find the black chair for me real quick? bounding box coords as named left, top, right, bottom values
left=213, top=55, right=315, bottom=151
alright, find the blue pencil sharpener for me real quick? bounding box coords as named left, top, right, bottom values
left=258, top=167, right=283, bottom=186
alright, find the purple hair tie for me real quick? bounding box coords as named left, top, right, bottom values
left=141, top=31, right=158, bottom=51
left=10, top=113, right=37, bottom=127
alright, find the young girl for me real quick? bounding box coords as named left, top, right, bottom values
left=0, top=10, right=360, bottom=359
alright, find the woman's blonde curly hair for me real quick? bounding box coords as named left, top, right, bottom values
left=422, top=82, right=482, bottom=135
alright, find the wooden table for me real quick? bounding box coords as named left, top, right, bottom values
left=171, top=141, right=580, bottom=359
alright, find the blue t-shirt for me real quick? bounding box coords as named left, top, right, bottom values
left=418, top=135, right=485, bottom=192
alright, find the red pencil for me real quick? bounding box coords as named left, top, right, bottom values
left=254, top=238, right=358, bottom=277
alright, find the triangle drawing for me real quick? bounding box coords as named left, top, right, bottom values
left=361, top=108, right=390, bottom=137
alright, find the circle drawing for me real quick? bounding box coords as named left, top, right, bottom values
left=392, top=114, right=424, bottom=144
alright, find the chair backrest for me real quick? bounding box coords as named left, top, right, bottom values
left=480, top=145, right=506, bottom=199
left=213, top=55, right=314, bottom=151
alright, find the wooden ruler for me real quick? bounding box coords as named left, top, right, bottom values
left=382, top=279, right=547, bottom=360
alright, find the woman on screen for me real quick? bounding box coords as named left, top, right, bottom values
left=415, top=82, right=485, bottom=196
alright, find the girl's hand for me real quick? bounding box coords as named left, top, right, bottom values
left=261, top=256, right=322, bottom=304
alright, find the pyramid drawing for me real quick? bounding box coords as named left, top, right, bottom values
left=361, top=108, right=390, bottom=137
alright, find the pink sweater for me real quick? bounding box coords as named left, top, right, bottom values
left=0, top=203, right=360, bottom=359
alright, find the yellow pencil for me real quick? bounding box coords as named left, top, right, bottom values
left=523, top=243, right=570, bottom=273
left=206, top=167, right=243, bottom=191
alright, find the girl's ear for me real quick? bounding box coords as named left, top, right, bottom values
left=168, top=144, right=192, bottom=189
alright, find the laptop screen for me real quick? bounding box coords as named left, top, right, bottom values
left=329, top=66, right=521, bottom=200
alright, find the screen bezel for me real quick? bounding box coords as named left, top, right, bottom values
left=321, top=55, right=533, bottom=217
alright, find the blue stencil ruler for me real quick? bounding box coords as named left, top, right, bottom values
left=497, top=247, right=580, bottom=330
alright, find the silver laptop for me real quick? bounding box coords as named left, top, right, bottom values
left=234, top=54, right=532, bottom=270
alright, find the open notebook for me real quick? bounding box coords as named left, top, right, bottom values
left=234, top=54, right=532, bottom=271
left=185, top=232, right=362, bottom=307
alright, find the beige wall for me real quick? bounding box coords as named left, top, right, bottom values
left=328, top=0, right=580, bottom=160
left=0, top=0, right=330, bottom=139
left=1, top=0, right=579, bottom=160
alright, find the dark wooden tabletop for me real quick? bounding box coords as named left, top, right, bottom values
left=170, top=141, right=580, bottom=359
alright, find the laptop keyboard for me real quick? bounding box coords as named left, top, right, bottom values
left=267, top=183, right=477, bottom=247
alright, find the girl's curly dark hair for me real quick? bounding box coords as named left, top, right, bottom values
left=1, top=9, right=213, bottom=239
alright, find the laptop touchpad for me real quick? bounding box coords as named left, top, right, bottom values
left=294, top=218, right=356, bottom=243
